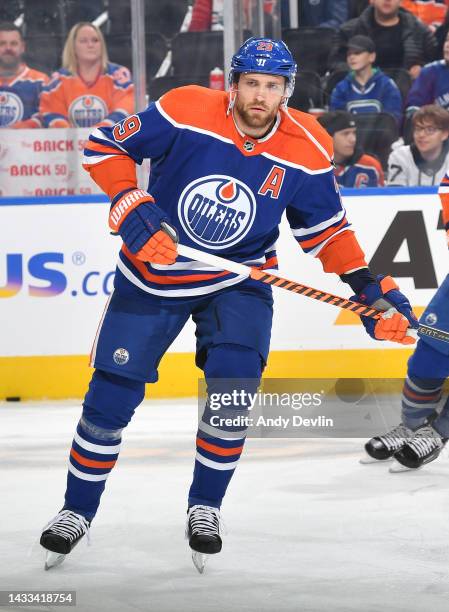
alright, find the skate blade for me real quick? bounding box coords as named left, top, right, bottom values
left=389, top=460, right=420, bottom=473
left=359, top=452, right=393, bottom=465
left=44, top=550, right=66, bottom=570
left=192, top=551, right=208, bottom=574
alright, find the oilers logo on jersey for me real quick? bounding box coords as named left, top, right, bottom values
left=178, top=175, right=256, bottom=249
left=0, top=91, right=24, bottom=126
left=69, top=95, right=108, bottom=128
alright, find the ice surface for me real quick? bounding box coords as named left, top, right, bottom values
left=1, top=399, right=449, bottom=612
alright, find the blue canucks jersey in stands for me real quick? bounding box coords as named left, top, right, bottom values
left=330, top=69, right=403, bottom=124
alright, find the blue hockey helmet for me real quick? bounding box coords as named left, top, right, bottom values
left=229, top=37, right=297, bottom=100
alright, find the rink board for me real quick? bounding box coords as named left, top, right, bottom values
left=1, top=187, right=446, bottom=399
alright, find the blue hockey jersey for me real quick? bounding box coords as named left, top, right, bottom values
left=406, top=60, right=449, bottom=111
left=330, top=69, right=403, bottom=124
left=0, top=64, right=48, bottom=128
left=83, top=86, right=367, bottom=298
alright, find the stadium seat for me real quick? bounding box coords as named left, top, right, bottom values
left=282, top=27, right=336, bottom=76
left=322, top=70, right=348, bottom=106
left=354, top=112, right=399, bottom=169
left=0, top=0, right=23, bottom=22
left=23, top=0, right=63, bottom=34
left=383, top=67, right=412, bottom=104
left=149, top=75, right=210, bottom=101
left=106, top=32, right=168, bottom=80
left=172, top=31, right=224, bottom=76
left=289, top=71, right=323, bottom=111
left=64, top=0, right=105, bottom=29
left=108, top=0, right=189, bottom=39
left=24, top=34, right=63, bottom=74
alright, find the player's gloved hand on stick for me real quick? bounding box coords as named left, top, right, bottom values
left=352, top=275, right=418, bottom=345
left=108, top=188, right=178, bottom=264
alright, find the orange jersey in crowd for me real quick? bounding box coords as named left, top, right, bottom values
left=401, top=0, right=448, bottom=27
left=39, top=62, right=134, bottom=128
left=0, top=64, right=49, bottom=128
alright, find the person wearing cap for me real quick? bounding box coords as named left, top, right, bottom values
left=318, top=110, right=385, bottom=187
left=330, top=35, right=403, bottom=124
left=331, top=0, right=437, bottom=79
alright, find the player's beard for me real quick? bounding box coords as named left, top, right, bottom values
left=234, top=98, right=278, bottom=134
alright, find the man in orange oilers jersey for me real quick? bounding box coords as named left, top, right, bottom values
left=40, top=38, right=418, bottom=573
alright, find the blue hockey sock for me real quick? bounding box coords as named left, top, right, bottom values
left=188, top=344, right=261, bottom=509
left=64, top=416, right=123, bottom=521
left=63, top=370, right=145, bottom=520
left=401, top=376, right=444, bottom=430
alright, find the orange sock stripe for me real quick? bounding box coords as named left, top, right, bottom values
left=70, top=448, right=117, bottom=469
left=196, top=437, right=244, bottom=457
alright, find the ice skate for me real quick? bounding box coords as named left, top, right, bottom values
left=40, top=509, right=90, bottom=570
left=362, top=423, right=415, bottom=463
left=186, top=505, right=222, bottom=574
left=390, top=424, right=447, bottom=472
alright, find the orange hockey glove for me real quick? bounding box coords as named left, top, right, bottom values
left=109, top=188, right=178, bottom=265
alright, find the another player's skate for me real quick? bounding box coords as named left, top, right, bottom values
left=40, top=509, right=90, bottom=570
left=186, top=505, right=222, bottom=574
left=390, top=423, right=447, bottom=472
left=361, top=423, right=415, bottom=464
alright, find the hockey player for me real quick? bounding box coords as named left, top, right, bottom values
left=39, top=22, right=134, bottom=128
left=40, top=37, right=418, bottom=572
left=364, top=173, right=449, bottom=471
left=0, top=22, right=49, bottom=128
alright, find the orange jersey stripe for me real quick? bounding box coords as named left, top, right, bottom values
left=261, top=255, right=278, bottom=269
left=299, top=217, right=348, bottom=249
left=86, top=140, right=123, bottom=156
left=196, top=437, right=244, bottom=456
left=122, top=246, right=230, bottom=284
left=70, top=448, right=117, bottom=469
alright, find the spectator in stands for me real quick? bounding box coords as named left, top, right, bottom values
left=332, top=0, right=437, bottom=79
left=298, top=0, right=348, bottom=29
left=406, top=30, right=449, bottom=114
left=387, top=104, right=449, bottom=185
left=401, top=0, right=447, bottom=33
left=40, top=22, right=134, bottom=128
left=189, top=0, right=277, bottom=32
left=0, top=22, right=48, bottom=128
left=318, top=110, right=385, bottom=187
left=330, top=34, right=402, bottom=123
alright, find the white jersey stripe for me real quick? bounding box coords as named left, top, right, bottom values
left=68, top=462, right=109, bottom=482
left=291, top=209, right=346, bottom=237
left=195, top=452, right=240, bottom=471
left=74, top=431, right=122, bottom=455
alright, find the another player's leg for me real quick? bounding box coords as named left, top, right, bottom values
left=40, top=369, right=145, bottom=569
left=364, top=279, right=449, bottom=469
left=187, top=343, right=263, bottom=572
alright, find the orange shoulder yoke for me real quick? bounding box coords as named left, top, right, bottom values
left=158, top=85, right=229, bottom=136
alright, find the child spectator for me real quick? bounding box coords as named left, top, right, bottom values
left=406, top=31, right=449, bottom=113
left=0, top=22, right=49, bottom=128
left=330, top=35, right=402, bottom=123
left=318, top=110, right=385, bottom=187
left=387, top=104, right=449, bottom=185
left=332, top=0, right=437, bottom=79
left=40, top=22, right=134, bottom=128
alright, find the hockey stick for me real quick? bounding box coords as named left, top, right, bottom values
left=175, top=242, right=449, bottom=345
